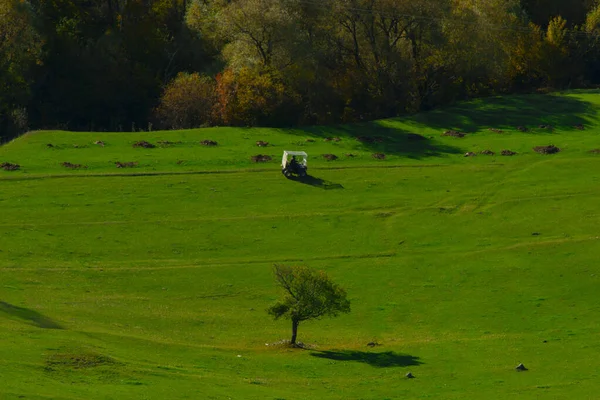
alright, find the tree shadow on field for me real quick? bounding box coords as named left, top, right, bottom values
left=411, top=93, right=596, bottom=133
left=0, top=301, right=63, bottom=329
left=292, top=124, right=462, bottom=159
left=288, top=174, right=344, bottom=190
left=311, top=350, right=422, bottom=368
left=291, top=94, right=596, bottom=155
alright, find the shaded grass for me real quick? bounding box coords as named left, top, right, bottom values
left=2, top=91, right=599, bottom=175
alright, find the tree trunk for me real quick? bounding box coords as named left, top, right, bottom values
left=291, top=319, right=299, bottom=345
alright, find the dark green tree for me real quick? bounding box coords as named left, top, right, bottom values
left=268, top=265, right=350, bottom=346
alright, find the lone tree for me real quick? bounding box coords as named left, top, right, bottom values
left=267, top=264, right=351, bottom=346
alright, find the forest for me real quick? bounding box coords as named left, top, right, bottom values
left=1, top=0, right=600, bottom=140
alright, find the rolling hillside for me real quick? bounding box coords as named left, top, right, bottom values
left=1, top=91, right=600, bottom=399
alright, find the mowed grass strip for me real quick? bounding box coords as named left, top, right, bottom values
left=1, top=91, right=600, bottom=399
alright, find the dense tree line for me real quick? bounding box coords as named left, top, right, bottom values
left=1, top=0, right=600, bottom=140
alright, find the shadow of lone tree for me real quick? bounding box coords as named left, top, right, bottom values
left=311, top=350, right=422, bottom=368
left=267, top=264, right=350, bottom=346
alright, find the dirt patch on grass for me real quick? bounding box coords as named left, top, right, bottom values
left=46, top=352, right=115, bottom=370
left=115, top=161, right=138, bottom=168
left=533, top=145, right=560, bottom=154
left=256, top=141, right=269, bottom=147
left=324, top=137, right=341, bottom=142
left=265, top=340, right=316, bottom=350
left=1, top=162, right=20, bottom=171
left=574, top=124, right=585, bottom=130
left=480, top=150, right=495, bottom=155
left=132, top=141, right=155, bottom=148
left=61, top=162, right=87, bottom=169
left=94, top=140, right=105, bottom=147
left=357, top=136, right=384, bottom=143
left=201, top=140, right=218, bottom=146
left=442, top=130, right=465, bottom=138
left=501, top=150, right=517, bottom=156
left=488, top=128, right=503, bottom=134
left=464, top=152, right=476, bottom=157
left=323, top=154, right=338, bottom=161
left=305, top=138, right=315, bottom=143
left=538, top=124, right=553, bottom=130
left=157, top=140, right=178, bottom=147
left=589, top=149, right=600, bottom=154
left=372, top=153, right=386, bottom=159
left=516, top=126, right=528, bottom=132
left=251, top=155, right=272, bottom=163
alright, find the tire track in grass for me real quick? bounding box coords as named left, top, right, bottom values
left=2, top=235, right=598, bottom=271
left=0, top=163, right=502, bottom=182
left=1, top=189, right=597, bottom=228
left=0, top=252, right=398, bottom=271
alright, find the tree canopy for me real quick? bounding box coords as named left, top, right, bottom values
left=1, top=0, right=600, bottom=141
left=268, top=264, right=351, bottom=345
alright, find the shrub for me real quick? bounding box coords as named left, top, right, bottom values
left=155, top=72, right=216, bottom=130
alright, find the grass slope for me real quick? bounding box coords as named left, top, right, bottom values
left=1, top=91, right=600, bottom=399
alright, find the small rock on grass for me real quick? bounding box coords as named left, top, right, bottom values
left=515, top=363, right=528, bottom=371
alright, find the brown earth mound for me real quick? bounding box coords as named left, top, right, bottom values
left=533, top=145, right=560, bottom=154
left=323, top=154, right=338, bottom=161
left=200, top=140, right=218, bottom=146
left=538, top=124, right=553, bottom=130
left=358, top=136, right=384, bottom=143
left=589, top=149, right=600, bottom=154
left=251, top=155, right=272, bottom=163
left=157, top=140, right=176, bottom=146
left=464, top=152, right=476, bottom=157
left=372, top=153, right=386, bottom=159
left=61, top=162, right=87, bottom=169
left=305, top=138, right=315, bottom=142
left=324, top=137, right=341, bottom=142
left=132, top=141, right=155, bottom=148
left=488, top=128, right=503, bottom=133
left=442, top=130, right=465, bottom=138
left=574, top=124, right=585, bottom=130
left=501, top=150, right=517, bottom=156
left=256, top=141, right=269, bottom=147
left=516, top=126, right=528, bottom=132
left=480, top=150, right=495, bottom=155
left=1, top=162, right=20, bottom=171
left=94, top=140, right=105, bottom=147
left=115, top=161, right=138, bottom=168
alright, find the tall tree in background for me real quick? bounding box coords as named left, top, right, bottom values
left=520, top=0, right=596, bottom=27
left=29, top=0, right=207, bottom=131
left=2, top=0, right=600, bottom=135
left=0, top=0, right=42, bottom=140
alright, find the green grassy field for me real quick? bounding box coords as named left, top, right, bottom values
left=1, top=91, right=600, bottom=399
